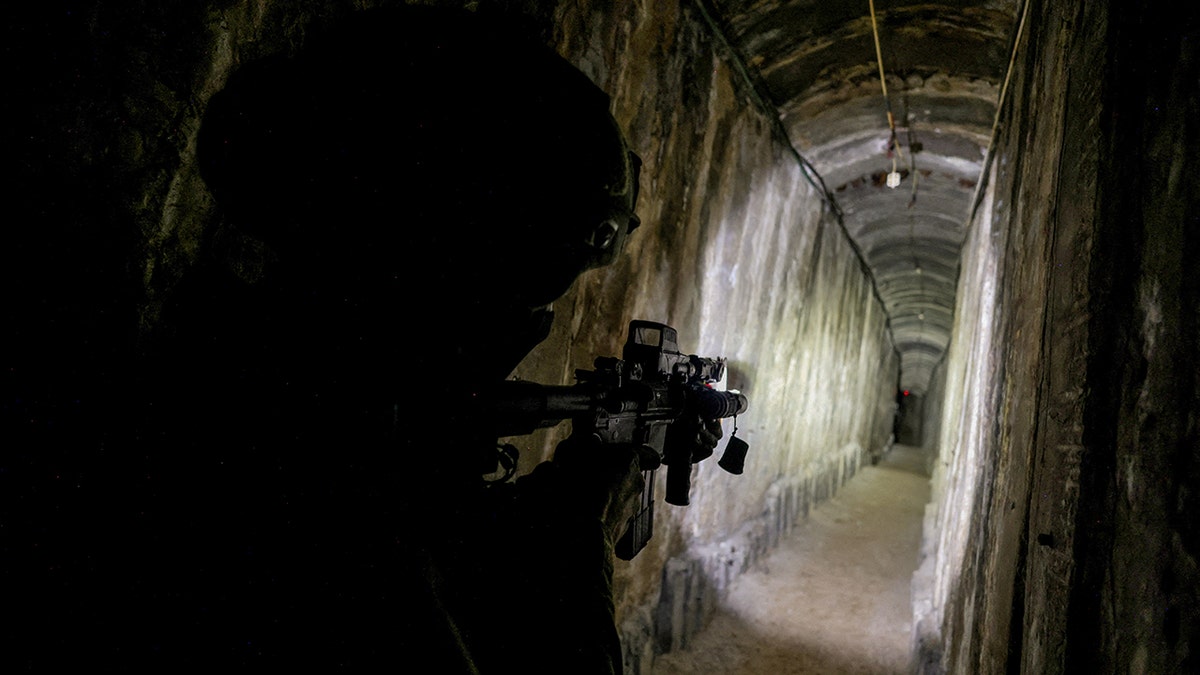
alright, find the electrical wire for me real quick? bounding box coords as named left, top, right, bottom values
left=690, top=0, right=903, bottom=359
left=968, top=0, right=1031, bottom=217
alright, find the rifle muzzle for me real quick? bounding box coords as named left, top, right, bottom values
left=694, top=388, right=748, bottom=420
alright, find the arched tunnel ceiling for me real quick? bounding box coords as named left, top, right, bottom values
left=707, top=0, right=1020, bottom=394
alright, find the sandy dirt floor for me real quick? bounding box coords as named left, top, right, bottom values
left=651, top=444, right=932, bottom=675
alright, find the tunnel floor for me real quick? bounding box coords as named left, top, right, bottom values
left=651, top=444, right=932, bottom=674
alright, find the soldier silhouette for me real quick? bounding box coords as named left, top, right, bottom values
left=122, top=5, right=646, bottom=672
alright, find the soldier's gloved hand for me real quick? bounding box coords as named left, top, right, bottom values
left=687, top=416, right=724, bottom=463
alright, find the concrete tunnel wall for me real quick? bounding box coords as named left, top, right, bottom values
left=443, top=1, right=901, bottom=661
left=428, top=0, right=903, bottom=663
left=914, top=0, right=1200, bottom=672
left=9, top=0, right=902, bottom=670
left=20, top=2, right=1193, bottom=672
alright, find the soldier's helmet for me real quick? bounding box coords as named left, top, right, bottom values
left=198, top=5, right=641, bottom=310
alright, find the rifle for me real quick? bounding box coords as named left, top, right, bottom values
left=475, top=320, right=749, bottom=559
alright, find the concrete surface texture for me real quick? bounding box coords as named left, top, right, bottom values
left=651, top=444, right=931, bottom=674
left=513, top=3, right=903, bottom=651
left=915, top=2, right=1200, bottom=672
left=9, top=1, right=1199, bottom=673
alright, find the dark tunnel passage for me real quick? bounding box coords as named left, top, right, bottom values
left=7, top=1, right=1199, bottom=673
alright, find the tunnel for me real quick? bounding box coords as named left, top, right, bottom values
left=7, top=1, right=1199, bottom=673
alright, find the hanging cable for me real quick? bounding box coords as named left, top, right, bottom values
left=690, top=0, right=903, bottom=360
left=869, top=0, right=904, bottom=188
left=967, top=0, right=1031, bottom=217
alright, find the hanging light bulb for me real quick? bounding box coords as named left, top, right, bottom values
left=870, top=0, right=904, bottom=192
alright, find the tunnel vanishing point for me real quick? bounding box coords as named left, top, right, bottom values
left=7, top=1, right=1199, bottom=673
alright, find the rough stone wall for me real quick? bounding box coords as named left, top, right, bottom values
left=915, top=0, right=1105, bottom=669
left=511, top=2, right=900, bottom=667
left=915, top=0, right=1200, bottom=672
left=922, top=360, right=946, bottom=457
left=1062, top=1, right=1200, bottom=670
left=9, top=1, right=898, bottom=671
left=912, top=156, right=1007, bottom=674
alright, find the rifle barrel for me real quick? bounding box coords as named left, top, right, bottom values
left=478, top=380, right=600, bottom=437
